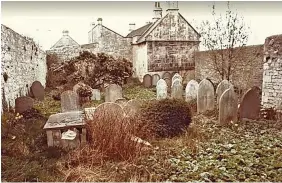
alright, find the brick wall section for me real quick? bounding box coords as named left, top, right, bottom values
left=1, top=24, right=47, bottom=110
left=195, top=45, right=264, bottom=93
left=262, top=34, right=282, bottom=111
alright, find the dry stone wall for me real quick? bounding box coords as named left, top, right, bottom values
left=1, top=24, right=47, bottom=110
left=261, top=34, right=282, bottom=112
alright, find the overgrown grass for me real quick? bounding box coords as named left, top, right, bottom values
left=123, top=85, right=156, bottom=100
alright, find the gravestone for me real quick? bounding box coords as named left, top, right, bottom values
left=152, top=74, right=160, bottom=86
left=156, top=79, right=168, bottom=100
left=93, top=102, right=125, bottom=120
left=185, top=80, right=199, bottom=102
left=105, top=84, right=122, bottom=102
left=91, top=89, right=101, bottom=101
left=123, top=99, right=143, bottom=117
left=115, top=98, right=128, bottom=107
left=171, top=79, right=183, bottom=99
left=30, top=81, right=44, bottom=100
left=143, top=74, right=152, bottom=88
left=162, top=72, right=172, bottom=79
left=216, top=80, right=232, bottom=105
left=172, top=73, right=183, bottom=84
left=164, top=77, right=172, bottom=92
left=239, top=86, right=261, bottom=120
left=219, top=88, right=238, bottom=125
left=15, top=96, right=34, bottom=114
left=61, top=90, right=80, bottom=112
left=197, top=79, right=215, bottom=114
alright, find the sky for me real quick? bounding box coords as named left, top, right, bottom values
left=1, top=1, right=282, bottom=51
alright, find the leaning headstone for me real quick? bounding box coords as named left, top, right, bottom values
left=239, top=86, right=261, bottom=120
left=216, top=80, right=232, bottom=105
left=185, top=80, right=199, bottom=102
left=15, top=96, right=34, bottom=114
left=91, top=89, right=101, bottom=101
left=143, top=74, right=152, bottom=88
left=219, top=87, right=238, bottom=125
left=172, top=73, right=183, bottom=84
left=93, top=102, right=125, bottom=120
left=171, top=79, right=183, bottom=99
left=30, top=81, right=44, bottom=100
left=115, top=98, right=128, bottom=107
left=123, top=99, right=143, bottom=117
left=61, top=90, right=80, bottom=112
left=156, top=79, right=168, bottom=100
left=152, top=74, right=160, bottom=86
left=197, top=79, right=215, bottom=114
left=105, top=84, right=122, bottom=102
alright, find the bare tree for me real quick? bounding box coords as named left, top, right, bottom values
left=199, top=2, right=251, bottom=81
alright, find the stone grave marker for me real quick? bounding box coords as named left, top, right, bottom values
left=61, top=90, right=80, bottom=112
left=219, top=87, right=238, bottom=125
left=152, top=74, right=160, bottom=86
left=123, top=99, right=143, bottom=117
left=15, top=96, right=34, bottom=114
left=105, top=84, right=123, bottom=102
left=171, top=79, right=183, bottom=99
left=91, top=89, right=101, bottom=101
left=197, top=79, right=215, bottom=114
left=162, top=72, right=172, bottom=80
left=115, top=98, right=128, bottom=107
left=239, top=86, right=261, bottom=120
left=30, top=81, right=44, bottom=100
left=143, top=74, right=152, bottom=88
left=156, top=79, right=168, bottom=100
left=185, top=80, right=199, bottom=102
left=172, top=73, right=183, bottom=84
left=93, top=102, right=125, bottom=120
left=216, top=80, right=232, bottom=105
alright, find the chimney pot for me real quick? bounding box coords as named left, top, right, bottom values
left=97, top=18, right=103, bottom=25
left=62, top=30, right=69, bottom=36
left=129, top=23, right=136, bottom=32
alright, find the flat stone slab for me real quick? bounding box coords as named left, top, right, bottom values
left=43, top=111, right=84, bottom=129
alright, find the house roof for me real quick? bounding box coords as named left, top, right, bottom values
left=50, top=34, right=80, bottom=50
left=126, top=23, right=153, bottom=38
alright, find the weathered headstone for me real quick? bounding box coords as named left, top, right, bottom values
left=197, top=79, right=215, bottom=114
left=219, top=88, right=238, bottom=125
left=123, top=99, right=143, bottom=117
left=115, top=98, right=128, bottom=107
left=239, top=86, right=261, bottom=120
left=185, top=80, right=199, bottom=102
left=93, top=102, right=125, bottom=120
left=143, top=74, right=152, bottom=88
left=152, top=74, right=160, bottom=86
left=156, top=79, right=168, bottom=100
left=61, top=90, right=80, bottom=112
left=162, top=72, right=172, bottom=79
left=105, top=84, right=122, bottom=102
left=15, top=96, right=34, bottom=113
left=172, top=73, right=183, bottom=84
left=171, top=79, right=183, bottom=99
left=91, top=89, right=101, bottom=101
left=216, top=80, right=232, bottom=105
left=30, top=81, right=44, bottom=100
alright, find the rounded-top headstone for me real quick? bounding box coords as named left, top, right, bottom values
left=143, top=74, right=152, bottom=88
left=219, top=87, right=238, bottom=125
left=93, top=102, right=125, bottom=120
left=162, top=72, right=172, bottom=79
left=172, top=73, right=183, bottom=84
left=156, top=79, right=168, bottom=100
left=30, top=81, right=44, bottom=101
left=61, top=90, right=80, bottom=112
left=216, top=80, right=232, bottom=105
left=239, top=86, right=261, bottom=120
left=171, top=78, right=183, bottom=99
left=123, top=99, right=144, bottom=117
left=185, top=79, right=199, bottom=102
left=197, top=79, right=215, bottom=114
left=105, top=84, right=123, bottom=102
left=115, top=98, right=128, bottom=107
left=152, top=74, right=160, bottom=86
left=15, top=96, right=34, bottom=114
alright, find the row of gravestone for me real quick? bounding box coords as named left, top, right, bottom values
left=143, top=72, right=184, bottom=88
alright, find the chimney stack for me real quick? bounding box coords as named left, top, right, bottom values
left=129, top=23, right=136, bottom=32
left=97, top=18, right=103, bottom=25
left=166, top=1, right=179, bottom=12
left=62, top=30, right=69, bottom=36
left=153, top=2, right=162, bottom=21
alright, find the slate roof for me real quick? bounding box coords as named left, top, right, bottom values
left=50, top=34, right=80, bottom=50
left=126, top=23, right=153, bottom=38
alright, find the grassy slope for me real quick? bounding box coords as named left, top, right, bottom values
left=1, top=85, right=282, bottom=182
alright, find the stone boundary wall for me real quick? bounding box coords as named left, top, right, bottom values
left=261, top=34, right=282, bottom=111
left=1, top=24, right=47, bottom=110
